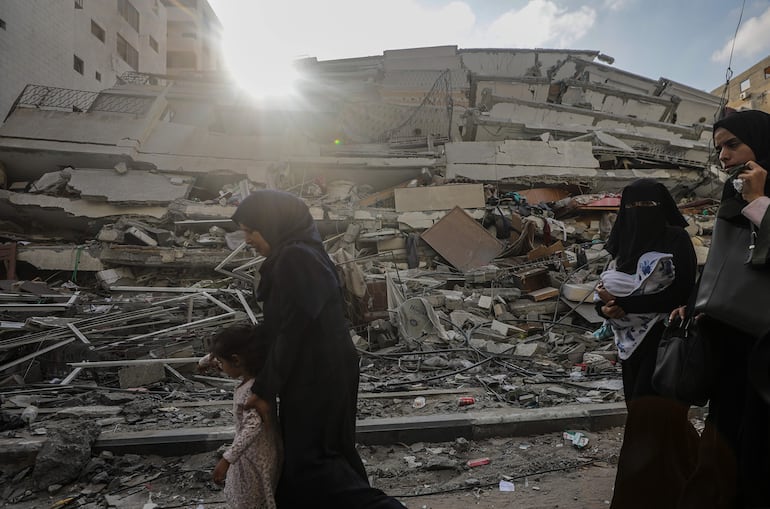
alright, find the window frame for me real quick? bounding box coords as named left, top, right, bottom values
left=117, top=0, right=140, bottom=33
left=73, top=55, right=85, bottom=75
left=116, top=33, right=139, bottom=70
left=90, top=19, right=106, bottom=42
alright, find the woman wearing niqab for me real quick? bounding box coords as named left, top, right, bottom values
left=678, top=110, right=770, bottom=509
left=232, top=190, right=405, bottom=509
left=597, top=179, right=699, bottom=509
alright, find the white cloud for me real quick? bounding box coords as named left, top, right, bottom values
left=214, top=0, right=478, bottom=61
left=483, top=0, right=597, bottom=47
left=711, top=6, right=770, bottom=62
left=212, top=0, right=598, bottom=60
left=602, top=0, right=630, bottom=11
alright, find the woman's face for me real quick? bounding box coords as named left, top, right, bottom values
left=239, top=225, right=271, bottom=256
left=714, top=127, right=757, bottom=170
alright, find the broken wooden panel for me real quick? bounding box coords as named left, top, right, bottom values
left=420, top=206, right=502, bottom=272
left=394, top=183, right=485, bottom=212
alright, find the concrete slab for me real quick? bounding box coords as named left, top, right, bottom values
left=68, top=169, right=193, bottom=204
left=394, top=184, right=485, bottom=212
left=3, top=404, right=712, bottom=465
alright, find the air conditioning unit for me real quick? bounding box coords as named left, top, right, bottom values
left=740, top=91, right=751, bottom=100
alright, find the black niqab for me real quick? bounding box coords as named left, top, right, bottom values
left=713, top=110, right=770, bottom=222
left=605, top=179, right=688, bottom=273
left=232, top=190, right=340, bottom=317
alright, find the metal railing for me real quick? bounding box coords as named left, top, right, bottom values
left=6, top=84, right=154, bottom=119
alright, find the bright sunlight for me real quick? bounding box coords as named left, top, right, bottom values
left=211, top=1, right=301, bottom=99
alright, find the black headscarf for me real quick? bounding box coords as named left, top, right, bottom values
left=232, top=190, right=340, bottom=316
left=605, top=178, right=688, bottom=273
left=713, top=110, right=770, bottom=222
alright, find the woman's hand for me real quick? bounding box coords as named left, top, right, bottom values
left=669, top=305, right=687, bottom=324
left=601, top=300, right=626, bottom=319
left=212, top=458, right=230, bottom=485
left=596, top=282, right=615, bottom=304
left=244, top=394, right=274, bottom=430
left=736, top=160, right=768, bottom=203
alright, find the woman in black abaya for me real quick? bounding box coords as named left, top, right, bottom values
left=232, top=190, right=405, bottom=509
left=596, top=179, right=699, bottom=509
left=677, top=110, right=770, bottom=509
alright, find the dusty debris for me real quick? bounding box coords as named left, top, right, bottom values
left=0, top=44, right=728, bottom=506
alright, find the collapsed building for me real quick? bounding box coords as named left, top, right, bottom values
left=0, top=46, right=723, bottom=505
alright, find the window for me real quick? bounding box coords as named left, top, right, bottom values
left=95, top=71, right=101, bottom=82
left=117, top=33, right=138, bottom=70
left=118, top=0, right=139, bottom=33
left=167, top=51, right=196, bottom=68
left=75, top=0, right=83, bottom=8
left=149, top=35, right=158, bottom=52
left=73, top=55, right=84, bottom=75
left=740, top=79, right=751, bottom=92
left=765, top=66, right=770, bottom=80
left=91, top=20, right=105, bottom=42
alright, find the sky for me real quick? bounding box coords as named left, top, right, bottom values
left=208, top=0, right=770, bottom=95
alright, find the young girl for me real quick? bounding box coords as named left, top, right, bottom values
left=208, top=324, right=282, bottom=509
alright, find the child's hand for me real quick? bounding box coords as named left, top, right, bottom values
left=212, top=458, right=230, bottom=485
left=197, top=353, right=220, bottom=374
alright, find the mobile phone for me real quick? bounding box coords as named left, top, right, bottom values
left=729, top=163, right=748, bottom=178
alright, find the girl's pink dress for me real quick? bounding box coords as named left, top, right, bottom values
left=223, top=378, right=282, bottom=509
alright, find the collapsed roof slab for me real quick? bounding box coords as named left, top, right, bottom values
left=17, top=244, right=104, bottom=272
left=459, top=49, right=600, bottom=79
left=15, top=243, right=253, bottom=271
left=0, top=189, right=167, bottom=236
left=445, top=140, right=598, bottom=180
left=287, top=155, right=438, bottom=190
left=67, top=169, right=194, bottom=204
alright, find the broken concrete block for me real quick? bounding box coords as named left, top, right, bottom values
left=118, top=363, right=165, bottom=388
left=96, top=268, right=135, bottom=289
left=514, top=342, right=546, bottom=357
left=490, top=320, right=524, bottom=337
left=55, top=406, right=122, bottom=418
left=445, top=294, right=463, bottom=310
left=32, top=421, right=100, bottom=489
left=478, top=295, right=493, bottom=309
left=486, top=341, right=515, bottom=355
left=96, top=225, right=124, bottom=243
left=124, top=226, right=158, bottom=246
left=546, top=386, right=572, bottom=397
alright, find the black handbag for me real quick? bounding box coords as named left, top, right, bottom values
left=695, top=218, right=770, bottom=338
left=652, top=316, right=712, bottom=406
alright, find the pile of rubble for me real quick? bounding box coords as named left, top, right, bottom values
left=0, top=44, right=728, bottom=507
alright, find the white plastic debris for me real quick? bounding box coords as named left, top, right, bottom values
left=499, top=480, right=515, bottom=492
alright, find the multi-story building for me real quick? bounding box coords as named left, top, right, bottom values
left=711, top=55, right=770, bottom=114
left=0, top=0, right=168, bottom=121
left=0, top=0, right=223, bottom=122
left=162, top=0, right=222, bottom=74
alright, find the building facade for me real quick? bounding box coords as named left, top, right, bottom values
left=711, top=55, right=770, bottom=114
left=0, top=0, right=223, bottom=122
left=162, top=0, right=222, bottom=74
